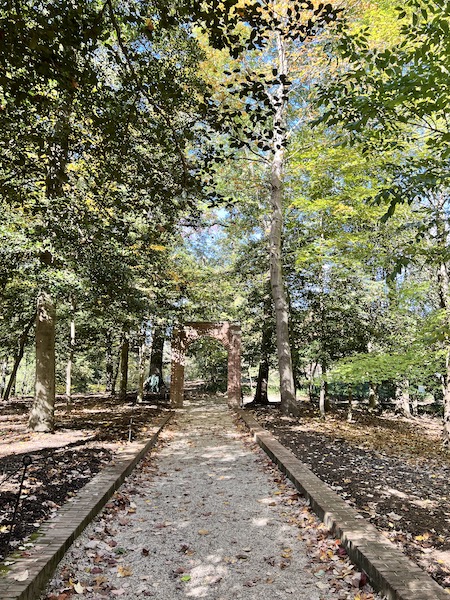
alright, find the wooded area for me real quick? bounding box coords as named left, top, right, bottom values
left=1, top=0, right=450, bottom=436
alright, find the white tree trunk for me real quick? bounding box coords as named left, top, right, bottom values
left=29, top=293, right=56, bottom=432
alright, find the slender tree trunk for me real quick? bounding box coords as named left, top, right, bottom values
left=253, top=288, right=273, bottom=405
left=149, top=326, right=164, bottom=378
left=434, top=193, right=450, bottom=445
left=137, top=324, right=149, bottom=403
left=119, top=334, right=129, bottom=401
left=0, top=358, right=7, bottom=399
left=269, top=32, right=296, bottom=416
left=65, top=298, right=76, bottom=401
left=111, top=343, right=122, bottom=396
left=28, top=293, right=56, bottom=432
left=319, top=375, right=328, bottom=418
left=105, top=330, right=114, bottom=394
left=368, top=382, right=379, bottom=412
left=347, top=387, right=354, bottom=422
left=3, top=313, right=35, bottom=403
left=308, top=362, right=318, bottom=402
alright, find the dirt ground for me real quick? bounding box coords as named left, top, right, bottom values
left=0, top=393, right=165, bottom=561
left=248, top=402, right=450, bottom=591
left=2, top=392, right=450, bottom=594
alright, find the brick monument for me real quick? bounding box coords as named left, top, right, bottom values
left=170, top=322, right=241, bottom=407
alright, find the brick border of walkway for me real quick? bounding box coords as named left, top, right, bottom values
left=0, top=412, right=173, bottom=600
left=237, top=409, right=448, bottom=600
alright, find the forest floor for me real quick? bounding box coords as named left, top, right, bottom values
left=248, top=402, right=450, bottom=592
left=0, top=393, right=166, bottom=562
left=2, top=393, right=450, bottom=595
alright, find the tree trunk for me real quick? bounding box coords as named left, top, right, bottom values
left=65, top=299, right=76, bottom=402
left=368, top=382, right=379, bottom=412
left=308, top=362, right=318, bottom=402
left=119, top=334, right=129, bottom=401
left=105, top=330, right=114, bottom=393
left=0, top=358, right=8, bottom=399
left=254, top=360, right=269, bottom=405
left=396, top=379, right=411, bottom=418
left=149, top=326, right=164, bottom=378
left=3, top=313, right=35, bottom=403
left=28, top=293, right=56, bottom=432
left=111, top=343, right=122, bottom=396
left=269, top=32, right=297, bottom=416
left=253, top=288, right=273, bottom=405
left=319, top=376, right=328, bottom=418
left=347, top=387, right=354, bottom=422
left=434, top=193, right=450, bottom=445
left=443, top=349, right=450, bottom=446
left=137, top=325, right=149, bottom=403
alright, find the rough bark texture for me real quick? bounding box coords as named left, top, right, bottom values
left=269, top=32, right=297, bottom=416
left=28, top=293, right=56, bottom=432
left=119, top=334, right=129, bottom=401
left=3, top=313, right=35, bottom=402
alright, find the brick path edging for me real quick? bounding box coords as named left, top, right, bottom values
left=236, top=408, right=449, bottom=600
left=0, top=411, right=174, bottom=600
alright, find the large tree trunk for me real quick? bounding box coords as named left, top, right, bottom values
left=119, top=334, right=129, bottom=401
left=28, top=293, right=56, bottom=432
left=3, top=313, right=35, bottom=402
left=269, top=32, right=297, bottom=416
left=396, top=379, right=411, bottom=418
left=29, top=96, right=71, bottom=428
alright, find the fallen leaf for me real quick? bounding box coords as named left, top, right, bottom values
left=13, top=570, right=29, bottom=582
left=198, top=529, right=209, bottom=535
left=73, top=581, right=84, bottom=594
left=117, top=566, right=133, bottom=578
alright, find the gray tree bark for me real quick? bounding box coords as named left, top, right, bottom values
left=28, top=293, right=56, bottom=431
left=119, top=334, right=129, bottom=401
left=269, top=32, right=297, bottom=416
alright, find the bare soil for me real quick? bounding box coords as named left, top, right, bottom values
left=248, top=402, right=450, bottom=591
left=0, top=393, right=165, bottom=561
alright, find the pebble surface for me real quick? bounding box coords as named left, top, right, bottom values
left=43, top=397, right=343, bottom=599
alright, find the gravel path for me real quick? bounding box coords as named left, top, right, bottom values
left=42, top=397, right=376, bottom=599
